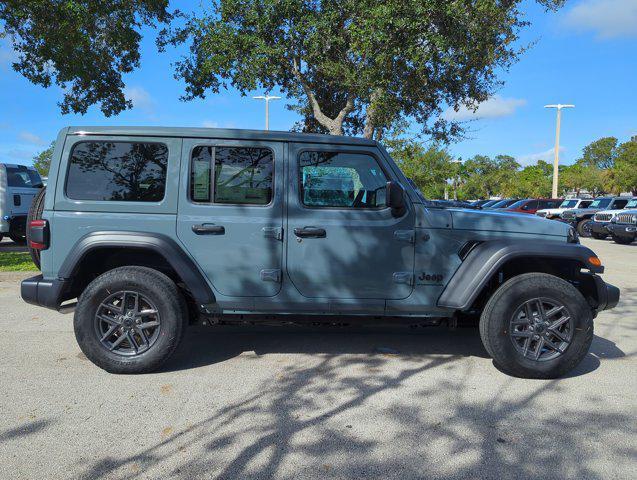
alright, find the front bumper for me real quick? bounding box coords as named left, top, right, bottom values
left=591, top=274, right=620, bottom=313
left=590, top=221, right=610, bottom=235
left=21, top=274, right=70, bottom=310
left=605, top=224, right=637, bottom=240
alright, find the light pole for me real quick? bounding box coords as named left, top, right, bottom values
left=253, top=95, right=281, bottom=130
left=544, top=104, right=575, bottom=198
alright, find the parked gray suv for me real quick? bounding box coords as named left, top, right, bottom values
left=21, top=127, right=619, bottom=378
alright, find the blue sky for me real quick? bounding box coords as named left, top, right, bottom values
left=1, top=0, right=635, bottom=169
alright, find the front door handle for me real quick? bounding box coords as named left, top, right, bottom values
left=192, top=224, right=225, bottom=235
left=294, top=226, right=326, bottom=238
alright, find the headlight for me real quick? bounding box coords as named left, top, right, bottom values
left=567, top=227, right=579, bottom=244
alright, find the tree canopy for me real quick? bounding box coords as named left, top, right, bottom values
left=0, top=0, right=171, bottom=116
left=161, top=0, right=564, bottom=140
left=32, top=142, right=54, bottom=176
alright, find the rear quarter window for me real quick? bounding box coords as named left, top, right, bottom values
left=65, top=141, right=168, bottom=202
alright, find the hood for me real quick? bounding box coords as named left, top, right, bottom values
left=448, top=208, right=571, bottom=237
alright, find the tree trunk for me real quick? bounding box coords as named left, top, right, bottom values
left=363, top=89, right=383, bottom=139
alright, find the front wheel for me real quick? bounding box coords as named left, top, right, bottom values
left=74, top=266, right=187, bottom=374
left=479, top=273, right=593, bottom=379
left=576, top=219, right=593, bottom=237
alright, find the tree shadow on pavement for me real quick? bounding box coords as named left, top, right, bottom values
left=76, top=330, right=633, bottom=480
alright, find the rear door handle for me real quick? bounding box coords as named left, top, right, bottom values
left=192, top=224, right=225, bottom=235
left=294, top=226, right=326, bottom=238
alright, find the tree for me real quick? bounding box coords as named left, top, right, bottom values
left=385, top=138, right=454, bottom=199
left=161, top=0, right=563, bottom=139
left=560, top=161, right=604, bottom=197
left=32, top=142, right=54, bottom=176
left=611, top=140, right=637, bottom=195
left=0, top=1, right=171, bottom=116
left=579, top=137, right=618, bottom=169
left=515, top=161, right=552, bottom=198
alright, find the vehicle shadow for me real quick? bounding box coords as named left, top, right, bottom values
left=160, top=325, right=619, bottom=378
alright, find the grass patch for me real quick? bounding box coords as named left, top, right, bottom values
left=0, top=251, right=37, bottom=272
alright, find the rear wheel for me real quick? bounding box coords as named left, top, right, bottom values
left=26, top=187, right=46, bottom=269
left=611, top=234, right=634, bottom=245
left=479, top=273, right=593, bottom=379
left=74, top=266, right=187, bottom=374
left=576, top=219, right=593, bottom=237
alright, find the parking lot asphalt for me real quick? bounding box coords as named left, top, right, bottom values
left=0, top=238, right=635, bottom=480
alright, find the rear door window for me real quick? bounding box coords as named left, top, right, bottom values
left=6, top=166, right=43, bottom=188
left=189, top=146, right=273, bottom=205
left=66, top=141, right=168, bottom=201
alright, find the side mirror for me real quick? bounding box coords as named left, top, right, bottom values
left=386, top=181, right=407, bottom=217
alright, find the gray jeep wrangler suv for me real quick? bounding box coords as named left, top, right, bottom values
left=21, top=127, right=619, bottom=378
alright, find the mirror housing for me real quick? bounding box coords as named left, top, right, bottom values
left=386, top=181, right=407, bottom=217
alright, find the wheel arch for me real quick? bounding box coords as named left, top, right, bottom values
left=59, top=231, right=215, bottom=309
left=437, top=240, right=604, bottom=312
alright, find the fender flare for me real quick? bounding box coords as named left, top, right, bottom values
left=59, top=231, right=215, bottom=306
left=437, top=239, right=602, bottom=311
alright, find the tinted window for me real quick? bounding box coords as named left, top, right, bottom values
left=612, top=199, right=628, bottom=209
left=6, top=166, right=43, bottom=188
left=299, top=151, right=388, bottom=208
left=579, top=200, right=593, bottom=208
left=66, top=142, right=167, bottom=201
left=507, top=200, right=528, bottom=209
left=589, top=199, right=612, bottom=209
left=539, top=200, right=561, bottom=209
left=190, top=146, right=273, bottom=205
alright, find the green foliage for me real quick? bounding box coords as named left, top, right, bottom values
left=161, top=0, right=564, bottom=139
left=0, top=1, right=171, bottom=116
left=610, top=140, right=637, bottom=195
left=387, top=139, right=455, bottom=198
left=32, top=142, right=54, bottom=176
left=0, top=252, right=36, bottom=272
left=579, top=137, right=618, bottom=169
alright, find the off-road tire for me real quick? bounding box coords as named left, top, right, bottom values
left=611, top=235, right=634, bottom=245
left=74, top=266, right=188, bottom=374
left=591, top=232, right=607, bottom=240
left=26, top=187, right=46, bottom=269
left=479, top=272, right=593, bottom=379
left=576, top=219, right=593, bottom=237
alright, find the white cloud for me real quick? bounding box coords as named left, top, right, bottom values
left=564, top=0, right=637, bottom=39
left=19, top=131, right=45, bottom=146
left=516, top=146, right=565, bottom=167
left=124, top=86, right=154, bottom=112
left=442, top=96, right=527, bottom=121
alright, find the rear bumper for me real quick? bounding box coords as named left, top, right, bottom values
left=605, top=223, right=637, bottom=240
left=21, top=274, right=69, bottom=310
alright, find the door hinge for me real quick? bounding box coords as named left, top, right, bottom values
left=394, top=230, right=415, bottom=243
left=260, top=269, right=282, bottom=283
left=393, top=272, right=414, bottom=285
left=262, top=226, right=283, bottom=241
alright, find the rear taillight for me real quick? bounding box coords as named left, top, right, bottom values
left=29, top=219, right=49, bottom=250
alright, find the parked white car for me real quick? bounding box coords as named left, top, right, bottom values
left=536, top=198, right=593, bottom=219
left=0, top=163, right=44, bottom=243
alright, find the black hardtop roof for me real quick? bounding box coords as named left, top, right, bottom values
left=65, top=126, right=378, bottom=147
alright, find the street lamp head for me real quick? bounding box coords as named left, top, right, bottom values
left=544, top=104, right=575, bottom=109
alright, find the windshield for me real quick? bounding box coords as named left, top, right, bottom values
left=559, top=200, right=578, bottom=208
left=490, top=199, right=515, bottom=208
left=6, top=166, right=44, bottom=188
left=507, top=199, right=530, bottom=209
left=589, top=198, right=612, bottom=209
left=625, top=199, right=637, bottom=208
